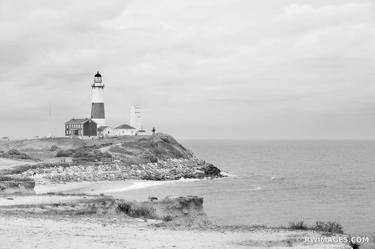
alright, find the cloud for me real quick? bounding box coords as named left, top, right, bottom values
left=0, top=0, right=375, bottom=139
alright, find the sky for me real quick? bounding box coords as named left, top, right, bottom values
left=0, top=0, right=375, bottom=139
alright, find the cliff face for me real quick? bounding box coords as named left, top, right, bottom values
left=0, top=176, right=35, bottom=195
left=114, top=196, right=211, bottom=227
left=0, top=193, right=209, bottom=227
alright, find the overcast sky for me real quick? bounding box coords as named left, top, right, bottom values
left=1, top=0, right=375, bottom=139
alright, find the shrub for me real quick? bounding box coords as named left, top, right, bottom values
left=313, top=221, right=344, bottom=234
left=142, top=153, right=158, bottom=163
left=117, top=201, right=155, bottom=219
left=163, top=215, right=173, bottom=222
left=288, top=221, right=308, bottom=230
left=49, top=145, right=59, bottom=151
left=56, top=149, right=74, bottom=157
left=7, top=149, right=21, bottom=155
left=4, top=149, right=34, bottom=160
left=287, top=221, right=344, bottom=234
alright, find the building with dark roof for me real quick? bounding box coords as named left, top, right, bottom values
left=113, top=124, right=136, bottom=136
left=115, top=124, right=135, bottom=129
left=65, top=118, right=97, bottom=137
left=96, top=124, right=137, bottom=137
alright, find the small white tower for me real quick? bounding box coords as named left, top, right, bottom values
left=91, top=71, right=106, bottom=127
left=130, top=105, right=142, bottom=130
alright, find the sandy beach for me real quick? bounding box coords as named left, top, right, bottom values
left=35, top=178, right=202, bottom=196
left=0, top=214, right=348, bottom=249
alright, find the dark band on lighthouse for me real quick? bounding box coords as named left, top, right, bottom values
left=91, top=103, right=105, bottom=119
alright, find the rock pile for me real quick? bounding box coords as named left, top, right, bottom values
left=18, top=158, right=222, bottom=183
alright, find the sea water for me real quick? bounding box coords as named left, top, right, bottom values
left=113, top=140, right=375, bottom=248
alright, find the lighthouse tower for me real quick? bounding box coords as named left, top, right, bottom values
left=91, top=71, right=106, bottom=127
left=130, top=105, right=142, bottom=130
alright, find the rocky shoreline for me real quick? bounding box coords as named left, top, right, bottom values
left=0, top=134, right=223, bottom=193
left=14, top=158, right=221, bottom=184
left=3, top=134, right=220, bottom=179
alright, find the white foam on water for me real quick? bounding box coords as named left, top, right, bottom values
left=252, top=186, right=262, bottom=191
left=103, top=181, right=168, bottom=193
left=103, top=178, right=202, bottom=193
left=220, top=171, right=235, bottom=177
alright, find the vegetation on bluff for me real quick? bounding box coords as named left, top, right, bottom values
left=0, top=134, right=223, bottom=183
left=0, top=149, right=38, bottom=161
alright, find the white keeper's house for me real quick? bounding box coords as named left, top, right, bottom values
left=98, top=124, right=137, bottom=137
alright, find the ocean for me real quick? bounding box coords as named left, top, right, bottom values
left=113, top=140, right=375, bottom=248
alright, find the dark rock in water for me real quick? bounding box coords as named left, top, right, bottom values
left=117, top=195, right=211, bottom=227
left=199, top=164, right=221, bottom=177
left=0, top=176, right=35, bottom=195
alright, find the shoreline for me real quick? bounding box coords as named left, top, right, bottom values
left=35, top=178, right=205, bottom=195
left=0, top=136, right=363, bottom=249
left=0, top=170, right=355, bottom=249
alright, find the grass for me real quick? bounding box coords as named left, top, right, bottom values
left=0, top=149, right=38, bottom=161
left=2, top=133, right=193, bottom=165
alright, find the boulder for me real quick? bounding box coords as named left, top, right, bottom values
left=199, top=164, right=221, bottom=177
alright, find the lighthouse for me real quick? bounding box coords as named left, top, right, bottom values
left=130, top=105, right=142, bottom=130
left=91, top=71, right=106, bottom=127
